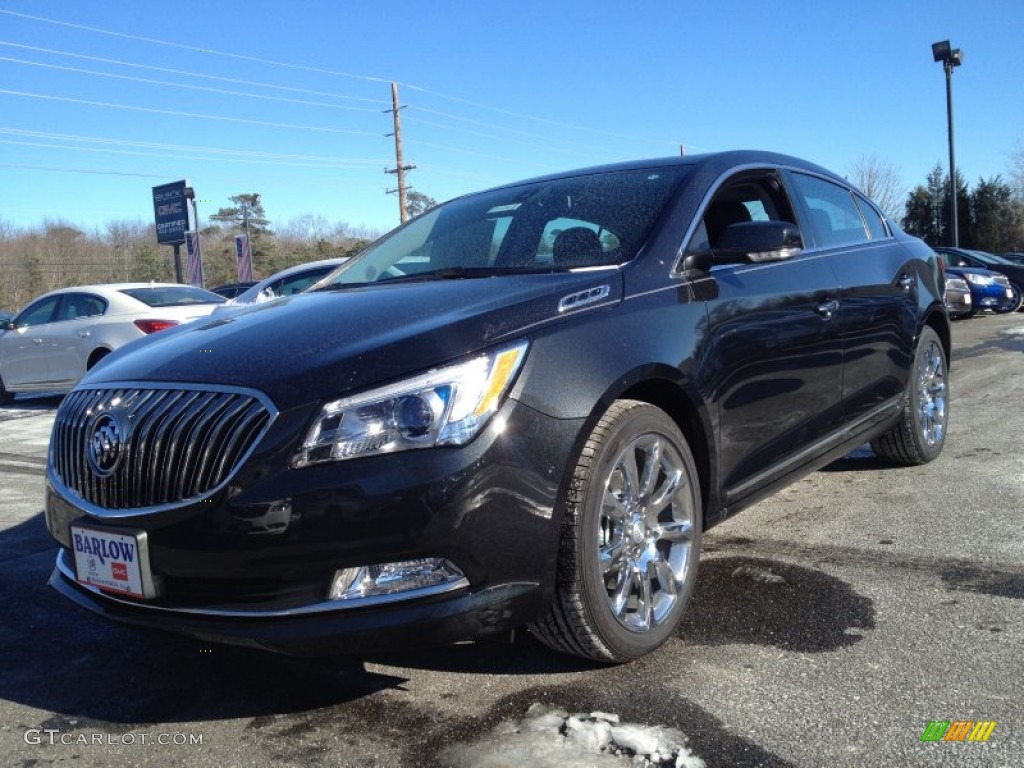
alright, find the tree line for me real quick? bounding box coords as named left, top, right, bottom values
left=901, top=165, right=1023, bottom=252
left=0, top=202, right=381, bottom=311
left=849, top=150, right=1024, bottom=252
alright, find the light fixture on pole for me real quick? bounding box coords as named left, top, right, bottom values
left=932, top=40, right=964, bottom=247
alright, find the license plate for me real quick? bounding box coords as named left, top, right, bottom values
left=70, top=524, right=153, bottom=599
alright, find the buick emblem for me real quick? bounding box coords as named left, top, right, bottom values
left=87, top=408, right=130, bottom=477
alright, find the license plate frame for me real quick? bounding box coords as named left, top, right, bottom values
left=69, top=523, right=158, bottom=599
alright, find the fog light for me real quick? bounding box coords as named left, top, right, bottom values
left=328, top=558, right=467, bottom=601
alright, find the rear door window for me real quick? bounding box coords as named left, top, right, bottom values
left=56, top=293, right=107, bottom=322
left=789, top=173, right=868, bottom=248
left=854, top=194, right=889, bottom=240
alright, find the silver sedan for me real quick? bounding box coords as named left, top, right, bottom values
left=0, top=283, right=224, bottom=404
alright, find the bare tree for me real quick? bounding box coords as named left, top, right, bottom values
left=1011, top=143, right=1024, bottom=198
left=846, top=154, right=907, bottom=221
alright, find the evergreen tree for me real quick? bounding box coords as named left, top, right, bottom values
left=968, top=176, right=1024, bottom=252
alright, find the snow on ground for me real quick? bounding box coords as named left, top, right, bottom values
left=440, top=704, right=705, bottom=768
left=1000, top=326, right=1024, bottom=336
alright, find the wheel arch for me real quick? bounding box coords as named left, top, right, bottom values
left=923, top=307, right=952, bottom=368
left=611, top=369, right=718, bottom=524
left=86, top=346, right=113, bottom=370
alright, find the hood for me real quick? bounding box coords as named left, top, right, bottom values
left=83, top=272, right=623, bottom=409
left=945, top=266, right=1004, bottom=278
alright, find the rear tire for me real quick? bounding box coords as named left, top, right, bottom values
left=871, top=327, right=948, bottom=465
left=0, top=375, right=12, bottom=405
left=529, top=400, right=702, bottom=663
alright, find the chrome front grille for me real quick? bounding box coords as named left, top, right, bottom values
left=50, top=385, right=275, bottom=511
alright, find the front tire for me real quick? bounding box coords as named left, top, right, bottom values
left=530, top=400, right=702, bottom=663
left=1009, top=282, right=1024, bottom=313
left=871, top=326, right=948, bottom=465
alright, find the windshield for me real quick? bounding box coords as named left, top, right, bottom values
left=233, top=263, right=341, bottom=304
left=317, top=166, right=688, bottom=288
left=969, top=250, right=1014, bottom=266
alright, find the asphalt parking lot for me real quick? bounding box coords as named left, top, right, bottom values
left=1, top=312, right=1022, bottom=768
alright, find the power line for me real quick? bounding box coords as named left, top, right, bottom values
left=0, top=9, right=391, bottom=84
left=406, top=104, right=640, bottom=155
left=0, top=163, right=165, bottom=178
left=405, top=115, right=601, bottom=160
left=0, top=138, right=385, bottom=170
left=0, top=9, right=685, bottom=150
left=0, top=89, right=382, bottom=136
left=0, top=127, right=383, bottom=164
left=0, top=41, right=390, bottom=105
left=403, top=84, right=684, bottom=147
left=0, top=55, right=384, bottom=112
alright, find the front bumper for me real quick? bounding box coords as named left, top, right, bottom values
left=45, top=398, right=584, bottom=654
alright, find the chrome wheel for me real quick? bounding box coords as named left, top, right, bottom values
left=917, top=338, right=947, bottom=448
left=598, top=434, right=696, bottom=632
left=871, top=326, right=948, bottom=466
left=529, top=400, right=703, bottom=662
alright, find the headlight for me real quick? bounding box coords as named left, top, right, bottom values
left=945, top=277, right=969, bottom=291
left=293, top=340, right=528, bottom=467
left=964, top=273, right=995, bottom=286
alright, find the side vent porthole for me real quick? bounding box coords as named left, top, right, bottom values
left=558, top=284, right=611, bottom=313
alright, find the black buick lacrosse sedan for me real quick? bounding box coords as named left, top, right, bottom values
left=46, top=151, right=949, bottom=662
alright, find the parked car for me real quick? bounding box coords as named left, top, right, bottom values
left=934, top=247, right=1024, bottom=312
left=209, top=281, right=257, bottom=299
left=0, top=283, right=224, bottom=404
left=211, top=258, right=347, bottom=314
left=999, top=252, right=1024, bottom=265
left=943, top=276, right=972, bottom=319
left=934, top=251, right=1018, bottom=314
left=44, top=152, right=949, bottom=663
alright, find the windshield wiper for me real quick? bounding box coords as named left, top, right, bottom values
left=396, top=265, right=572, bottom=280
left=313, top=265, right=572, bottom=290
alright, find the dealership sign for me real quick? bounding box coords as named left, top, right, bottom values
left=152, top=180, right=193, bottom=245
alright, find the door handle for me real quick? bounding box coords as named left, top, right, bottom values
left=32, top=338, right=44, bottom=345
left=815, top=299, right=840, bottom=320
left=897, top=274, right=914, bottom=292
left=78, top=331, right=90, bottom=338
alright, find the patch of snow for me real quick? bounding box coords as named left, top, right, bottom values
left=1000, top=326, right=1024, bottom=337
left=440, top=703, right=705, bottom=768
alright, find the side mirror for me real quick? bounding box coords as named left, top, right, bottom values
left=0, top=319, right=13, bottom=332
left=712, top=221, right=803, bottom=264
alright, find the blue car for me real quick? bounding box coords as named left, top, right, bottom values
left=934, top=251, right=1017, bottom=314
left=935, top=247, right=1024, bottom=313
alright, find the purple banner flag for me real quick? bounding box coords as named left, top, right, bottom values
left=235, top=234, right=253, bottom=282
left=185, top=230, right=204, bottom=287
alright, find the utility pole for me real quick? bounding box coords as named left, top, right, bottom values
left=385, top=81, right=415, bottom=224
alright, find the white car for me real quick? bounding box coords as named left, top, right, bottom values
left=0, top=283, right=225, bottom=403
left=211, top=258, right=347, bottom=315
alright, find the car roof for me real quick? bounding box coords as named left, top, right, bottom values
left=32, top=283, right=215, bottom=298
left=465, top=150, right=848, bottom=197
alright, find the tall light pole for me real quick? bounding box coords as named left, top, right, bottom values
left=932, top=40, right=964, bottom=247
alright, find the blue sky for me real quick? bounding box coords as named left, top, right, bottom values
left=1, top=1, right=1021, bottom=236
